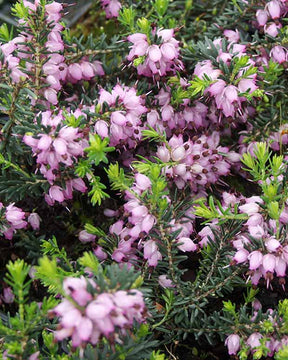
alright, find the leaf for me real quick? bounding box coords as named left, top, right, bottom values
left=78, top=252, right=99, bottom=273
left=84, top=134, right=115, bottom=166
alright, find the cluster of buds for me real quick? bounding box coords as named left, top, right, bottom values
left=23, top=109, right=88, bottom=205
left=95, top=84, right=147, bottom=148
left=52, top=276, right=147, bottom=348
left=127, top=28, right=183, bottom=78
left=0, top=202, right=40, bottom=240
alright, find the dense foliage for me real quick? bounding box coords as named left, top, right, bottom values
left=1, top=0, right=288, bottom=359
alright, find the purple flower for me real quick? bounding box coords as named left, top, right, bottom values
left=233, top=248, right=249, bottom=264
left=266, top=0, right=281, bottom=19
left=246, top=332, right=262, bottom=349
left=176, top=237, right=197, bottom=252
left=225, top=334, right=240, bottom=355
left=79, top=230, right=96, bottom=243
left=28, top=213, right=41, bottom=230
left=248, top=251, right=263, bottom=270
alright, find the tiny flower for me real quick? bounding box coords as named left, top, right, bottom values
left=270, top=45, right=287, bottom=64
left=266, top=0, right=281, bottom=19
left=239, top=202, right=260, bottom=216
left=246, top=333, right=262, bottom=349
left=171, top=146, right=186, bottom=161
left=248, top=251, right=263, bottom=270
left=256, top=9, right=268, bottom=26
left=233, top=248, right=249, bottom=263
left=134, top=173, right=152, bottom=191
left=49, top=185, right=64, bottom=203
left=262, top=253, right=276, bottom=273
left=28, top=213, right=41, bottom=230
left=2, top=287, right=14, bottom=304
left=225, top=334, right=240, bottom=355
left=176, top=237, right=197, bottom=252
left=79, top=230, right=96, bottom=243
left=265, top=238, right=281, bottom=252
left=158, top=275, right=175, bottom=288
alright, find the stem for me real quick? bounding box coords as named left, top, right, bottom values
left=194, top=268, right=241, bottom=303
left=65, top=48, right=127, bottom=64
left=159, top=223, right=185, bottom=297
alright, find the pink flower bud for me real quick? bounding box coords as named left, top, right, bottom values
left=141, top=214, right=155, bottom=233
left=71, top=178, right=87, bottom=193
left=264, top=23, right=281, bottom=37
left=256, top=9, right=268, bottom=26
left=266, top=0, right=281, bottom=19
left=68, top=63, right=83, bottom=81
left=156, top=146, right=171, bottom=162
left=53, top=138, right=67, bottom=155
left=148, top=45, right=162, bottom=62
left=171, top=146, right=186, bottom=161
left=45, top=2, right=63, bottom=14
left=28, top=213, right=41, bottom=230
left=44, top=88, right=58, bottom=104
left=239, top=202, right=259, bottom=216
left=94, top=120, right=109, bottom=138
left=79, top=230, right=96, bottom=243
left=176, top=237, right=197, bottom=252
left=93, top=246, right=107, bottom=261
left=2, top=287, right=14, bottom=304
left=49, top=185, right=64, bottom=203
left=262, top=253, right=276, bottom=273
left=111, top=111, right=127, bottom=126
left=246, top=333, right=262, bottom=349
left=161, top=42, right=177, bottom=60
left=233, top=248, right=249, bottom=263
left=158, top=275, right=175, bottom=288
left=280, top=209, right=288, bottom=223
left=275, top=257, right=286, bottom=276
left=135, top=173, right=152, bottom=191
left=246, top=213, right=263, bottom=226
left=225, top=334, right=240, bottom=355
left=38, top=134, right=52, bottom=151
left=80, top=61, right=95, bottom=79
left=109, top=220, right=124, bottom=235
left=265, top=238, right=281, bottom=252
left=270, top=45, right=287, bottom=64
left=248, top=251, right=263, bottom=270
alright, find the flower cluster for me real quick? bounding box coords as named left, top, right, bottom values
left=52, top=276, right=147, bottom=347
left=226, top=309, right=288, bottom=358
left=91, top=172, right=197, bottom=268
left=193, top=39, right=258, bottom=122
left=0, top=202, right=40, bottom=240
left=23, top=110, right=88, bottom=205
left=156, top=132, right=239, bottom=191
left=196, top=190, right=288, bottom=287
left=127, top=28, right=183, bottom=78
left=232, top=194, right=288, bottom=287
left=95, top=84, right=147, bottom=148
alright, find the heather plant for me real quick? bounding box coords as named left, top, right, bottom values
left=1, top=0, right=288, bottom=359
